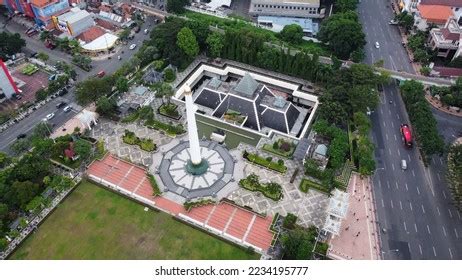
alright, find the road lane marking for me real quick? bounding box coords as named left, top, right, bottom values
left=412, top=170, right=415, bottom=177
left=394, top=134, right=397, bottom=141
left=417, top=186, right=420, bottom=195
left=408, top=154, right=411, bottom=162
left=378, top=180, right=382, bottom=188
left=409, top=202, right=413, bottom=211
left=403, top=221, right=407, bottom=232
left=440, top=158, right=443, bottom=165
left=381, top=199, right=385, bottom=208
left=397, top=149, right=401, bottom=156
left=392, top=163, right=395, bottom=171
left=427, top=225, right=431, bottom=235
left=386, top=133, right=389, bottom=140
left=442, top=191, right=447, bottom=199
left=419, top=244, right=423, bottom=255
left=381, top=108, right=383, bottom=114
left=391, top=122, right=394, bottom=128
left=387, top=181, right=390, bottom=189
left=414, top=223, right=418, bottom=232
left=399, top=201, right=403, bottom=210
left=405, top=183, right=408, bottom=191
left=443, top=226, right=447, bottom=237
left=397, top=113, right=400, bottom=119
left=390, top=200, right=394, bottom=209
left=458, top=211, right=461, bottom=220
left=389, top=109, right=392, bottom=115
left=389, top=148, right=392, bottom=155
left=432, top=157, right=436, bottom=164
left=455, top=228, right=459, bottom=238
left=448, top=209, right=453, bottom=218
left=383, top=121, right=386, bottom=127
left=437, top=207, right=440, bottom=216
left=449, top=248, right=453, bottom=259
left=395, top=182, right=399, bottom=190
left=432, top=246, right=437, bottom=257
left=421, top=204, right=426, bottom=214
left=437, top=173, right=441, bottom=181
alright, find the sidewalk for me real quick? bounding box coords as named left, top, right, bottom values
left=327, top=173, right=381, bottom=260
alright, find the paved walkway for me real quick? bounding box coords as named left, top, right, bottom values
left=327, top=173, right=381, bottom=260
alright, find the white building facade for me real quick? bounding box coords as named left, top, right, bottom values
left=249, top=0, right=325, bottom=19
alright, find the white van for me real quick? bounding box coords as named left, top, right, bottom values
left=401, top=160, right=407, bottom=170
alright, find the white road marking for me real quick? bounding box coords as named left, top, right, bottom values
left=409, top=202, right=413, bottom=211
left=399, top=201, right=403, bottom=210
left=397, top=113, right=400, bottom=119
left=378, top=180, right=382, bottom=188
left=389, top=109, right=392, bottom=115
left=412, top=170, right=415, bottom=177
left=391, top=122, right=394, bottom=128
left=390, top=200, right=394, bottom=209
left=381, top=108, right=383, bottom=114
left=437, top=207, right=441, bottom=216
left=405, top=183, right=408, bottom=191
left=443, top=226, right=447, bottom=237
left=427, top=224, right=431, bottom=235
left=437, top=173, right=441, bottom=181
left=449, top=248, right=453, bottom=259
left=421, top=204, right=426, bottom=214
left=389, top=148, right=392, bottom=155
left=448, top=209, right=453, bottom=218
left=397, top=149, right=401, bottom=156
left=403, top=221, right=407, bottom=232
left=394, top=134, right=397, bottom=141
left=455, top=228, right=459, bottom=239
left=417, top=186, right=420, bottom=195
left=418, top=244, right=423, bottom=255
left=432, top=157, right=436, bottom=164
left=386, top=133, right=389, bottom=140
left=383, top=121, right=386, bottom=127
left=387, top=181, right=390, bottom=189
left=458, top=211, right=461, bottom=220
left=432, top=246, right=437, bottom=257
left=440, top=158, right=444, bottom=165
left=414, top=223, right=418, bottom=233
left=395, top=182, right=399, bottom=190
left=408, top=154, right=411, bottom=162
left=443, top=191, right=447, bottom=199
left=392, top=163, right=395, bottom=171
left=381, top=199, right=385, bottom=208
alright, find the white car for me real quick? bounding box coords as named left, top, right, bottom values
left=63, top=105, right=72, bottom=112
left=45, top=113, right=55, bottom=121
left=375, top=41, right=380, bottom=48
left=129, top=44, right=137, bottom=50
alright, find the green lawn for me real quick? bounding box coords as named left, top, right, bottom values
left=10, top=181, right=259, bottom=260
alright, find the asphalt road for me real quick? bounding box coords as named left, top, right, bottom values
left=0, top=14, right=157, bottom=155
left=359, top=0, right=462, bottom=259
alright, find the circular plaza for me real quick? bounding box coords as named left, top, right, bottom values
left=158, top=140, right=235, bottom=199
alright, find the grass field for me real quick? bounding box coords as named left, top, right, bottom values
left=10, top=181, right=259, bottom=260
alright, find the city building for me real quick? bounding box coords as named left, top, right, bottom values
left=52, top=7, right=94, bottom=36
left=29, top=0, right=70, bottom=27
left=0, top=60, right=20, bottom=100
left=401, top=0, right=462, bottom=23
left=249, top=0, right=326, bottom=19
left=428, top=17, right=462, bottom=60
left=3, top=0, right=36, bottom=19
left=414, top=4, right=453, bottom=30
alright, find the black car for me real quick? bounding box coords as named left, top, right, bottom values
left=16, top=133, right=27, bottom=139
left=13, top=94, right=22, bottom=100
left=58, top=88, right=68, bottom=96
left=56, top=101, right=67, bottom=108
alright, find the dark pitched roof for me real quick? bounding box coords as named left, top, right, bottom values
left=195, top=89, right=222, bottom=109
left=213, top=95, right=261, bottom=131
left=420, top=0, right=462, bottom=7
left=286, top=103, right=301, bottom=131
left=261, top=109, right=288, bottom=134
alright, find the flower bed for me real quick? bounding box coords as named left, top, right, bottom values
left=145, top=118, right=185, bottom=137
left=223, top=110, right=246, bottom=125
left=262, top=139, right=295, bottom=158
left=122, top=130, right=156, bottom=152
left=299, top=178, right=331, bottom=195
left=158, top=103, right=181, bottom=120
left=243, top=151, right=287, bottom=173
left=183, top=198, right=215, bottom=211
left=239, top=173, right=283, bottom=201
left=148, top=174, right=161, bottom=196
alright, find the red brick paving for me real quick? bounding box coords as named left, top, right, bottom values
left=86, top=154, right=275, bottom=252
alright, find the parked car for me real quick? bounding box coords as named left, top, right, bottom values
left=63, top=105, right=72, bottom=112
left=45, top=113, right=55, bottom=121
left=375, top=42, right=380, bottom=49
left=58, top=88, right=68, bottom=96
left=129, top=44, right=137, bottom=50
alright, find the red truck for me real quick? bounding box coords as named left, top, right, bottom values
left=400, top=124, right=413, bottom=148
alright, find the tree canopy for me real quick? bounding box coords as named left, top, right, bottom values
left=206, top=32, right=225, bottom=58
left=318, top=11, right=366, bottom=59
left=75, top=77, right=113, bottom=105
left=279, top=24, right=304, bottom=45
left=177, top=27, right=200, bottom=58
left=334, top=0, right=359, bottom=12
left=0, top=32, right=26, bottom=60
left=166, top=0, right=189, bottom=14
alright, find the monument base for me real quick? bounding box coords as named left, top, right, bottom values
left=186, top=159, right=209, bottom=176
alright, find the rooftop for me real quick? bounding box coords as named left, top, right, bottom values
left=76, top=26, right=106, bottom=43
left=420, top=0, right=462, bottom=7
left=57, top=7, right=91, bottom=24
left=258, top=15, right=319, bottom=34
left=418, top=4, right=453, bottom=24
left=252, top=0, right=320, bottom=4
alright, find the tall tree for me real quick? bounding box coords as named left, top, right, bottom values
left=176, top=27, right=199, bottom=58
left=206, top=32, right=225, bottom=58
left=166, top=0, right=189, bottom=14
left=334, top=0, right=359, bottom=12
left=0, top=32, right=26, bottom=59
left=279, top=24, right=304, bottom=44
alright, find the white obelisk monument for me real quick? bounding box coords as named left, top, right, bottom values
left=184, top=85, right=202, bottom=165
